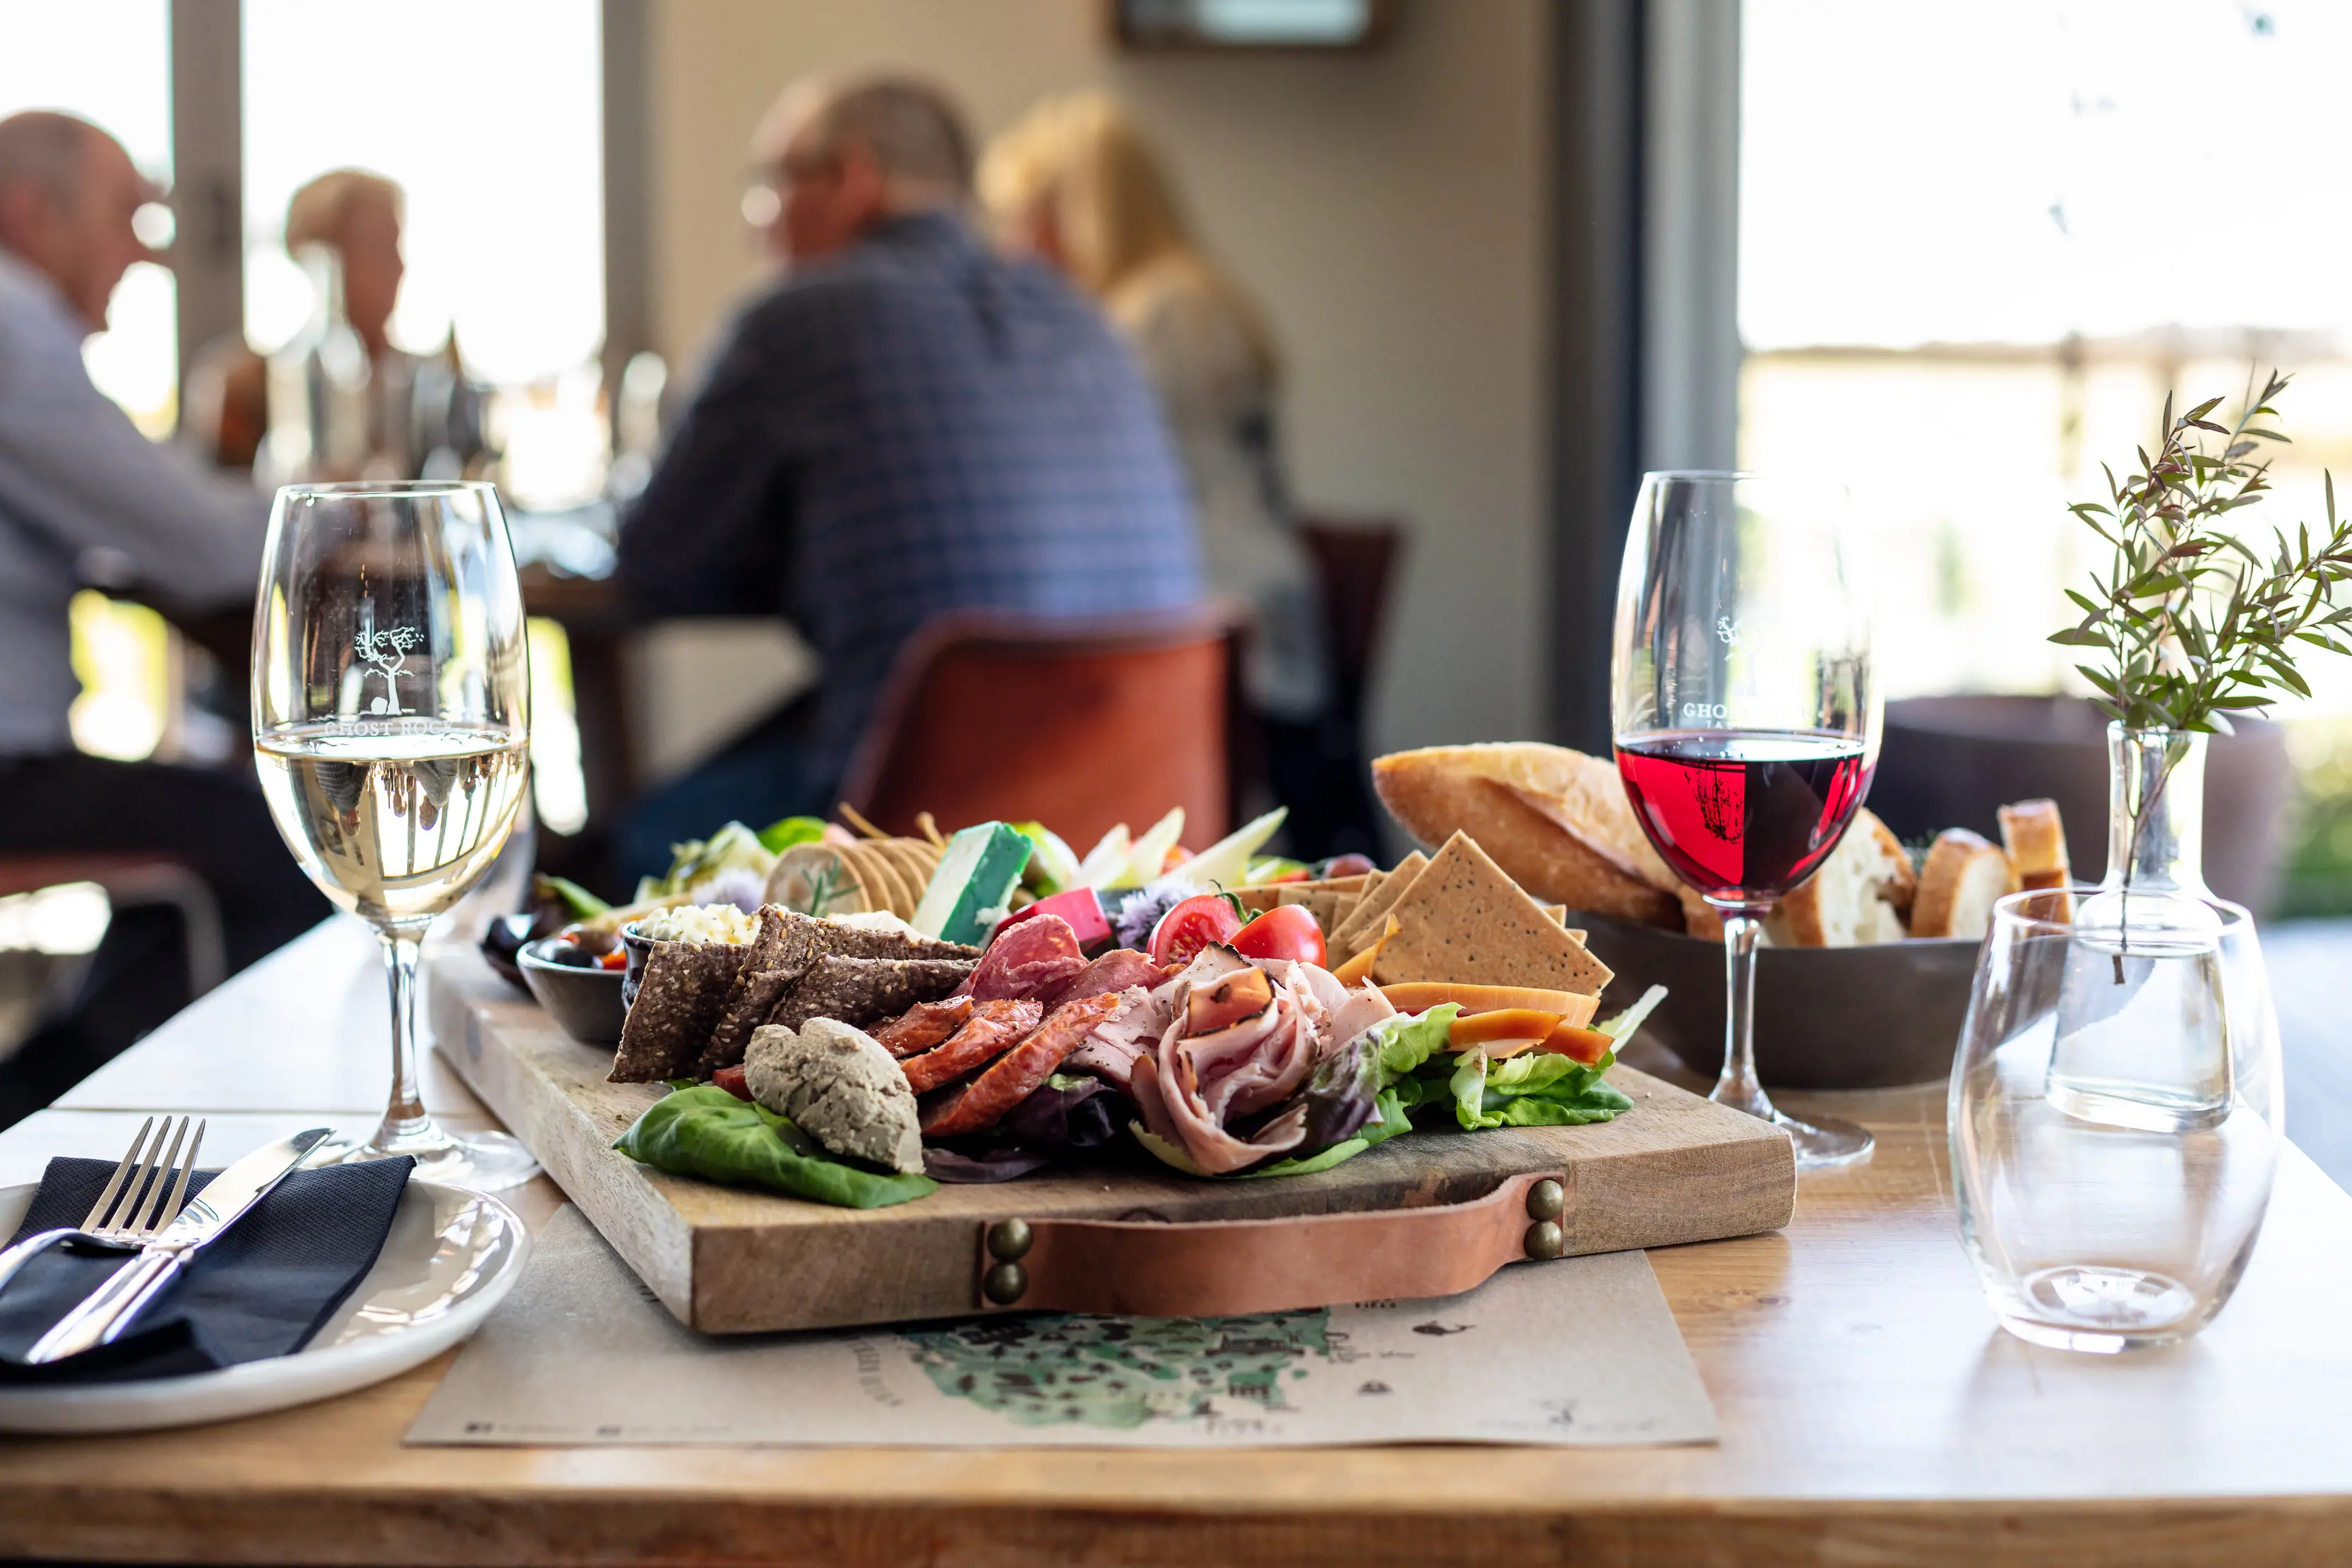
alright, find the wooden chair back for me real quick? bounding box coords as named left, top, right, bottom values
left=839, top=606, right=1243, bottom=850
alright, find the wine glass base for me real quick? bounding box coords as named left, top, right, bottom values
left=329, top=1125, right=542, bottom=1192
left=1724, top=1102, right=1875, bottom=1169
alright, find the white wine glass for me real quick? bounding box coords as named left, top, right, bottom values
left=1610, top=472, right=1881, bottom=1168
left=251, top=479, right=539, bottom=1190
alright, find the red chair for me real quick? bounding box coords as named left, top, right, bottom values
left=839, top=605, right=1246, bottom=851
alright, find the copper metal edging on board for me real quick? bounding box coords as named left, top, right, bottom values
left=970, top=1171, right=1572, bottom=1317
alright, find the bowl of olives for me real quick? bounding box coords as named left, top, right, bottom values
left=517, top=928, right=629, bottom=1046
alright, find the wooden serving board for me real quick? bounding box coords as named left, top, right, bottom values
left=428, top=948, right=1796, bottom=1334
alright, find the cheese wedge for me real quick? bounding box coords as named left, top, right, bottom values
left=1381, top=982, right=1599, bottom=1030
left=911, top=821, right=1035, bottom=946
left=1330, top=914, right=1399, bottom=986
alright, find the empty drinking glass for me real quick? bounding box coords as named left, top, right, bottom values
left=1950, top=887, right=2281, bottom=1352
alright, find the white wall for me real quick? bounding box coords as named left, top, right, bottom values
left=640, top=0, right=1551, bottom=764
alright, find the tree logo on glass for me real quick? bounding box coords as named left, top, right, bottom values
left=354, top=626, right=422, bottom=716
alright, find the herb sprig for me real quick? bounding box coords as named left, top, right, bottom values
left=2050, top=370, right=2352, bottom=732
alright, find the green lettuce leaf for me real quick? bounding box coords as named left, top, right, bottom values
left=614, top=1085, right=936, bottom=1209
left=1445, top=1046, right=1630, bottom=1131
left=1370, top=1004, right=1461, bottom=1084
left=1596, top=983, right=1668, bottom=1045
left=1241, top=1087, right=1412, bottom=1179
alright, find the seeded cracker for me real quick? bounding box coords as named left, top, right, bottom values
left=1370, top=832, right=1613, bottom=996
left=609, top=942, right=751, bottom=1082
left=770, top=956, right=974, bottom=1033
left=694, top=909, right=978, bottom=1076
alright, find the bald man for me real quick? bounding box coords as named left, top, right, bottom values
left=0, top=112, right=323, bottom=1101
left=616, top=76, right=1202, bottom=879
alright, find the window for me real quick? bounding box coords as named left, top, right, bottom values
left=1739, top=0, right=2352, bottom=909
left=0, top=0, right=177, bottom=436
left=239, top=0, right=604, bottom=382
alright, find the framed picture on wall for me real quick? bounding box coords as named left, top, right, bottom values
left=1106, top=0, right=1399, bottom=53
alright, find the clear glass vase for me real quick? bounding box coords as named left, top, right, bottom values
left=1950, top=721, right=2282, bottom=1351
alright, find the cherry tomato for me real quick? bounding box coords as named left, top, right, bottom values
left=1148, top=893, right=1243, bottom=966
left=1231, top=903, right=1326, bottom=967
left=711, top=1065, right=753, bottom=1100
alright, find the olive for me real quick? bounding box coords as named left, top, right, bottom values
left=559, top=924, right=621, bottom=957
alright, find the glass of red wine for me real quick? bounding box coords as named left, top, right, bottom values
left=1610, top=472, right=1880, bottom=1168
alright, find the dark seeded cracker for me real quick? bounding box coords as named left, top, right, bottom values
left=608, top=942, right=751, bottom=1082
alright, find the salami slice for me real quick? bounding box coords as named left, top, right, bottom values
left=871, top=995, right=976, bottom=1058
left=921, top=993, right=1122, bottom=1138
left=965, top=914, right=1089, bottom=1005
left=900, top=998, right=1044, bottom=1094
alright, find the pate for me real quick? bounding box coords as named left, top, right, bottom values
left=744, top=1019, right=924, bottom=1175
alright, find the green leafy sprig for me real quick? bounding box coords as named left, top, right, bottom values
left=2050, top=370, right=2352, bottom=734
left=2052, top=371, right=2352, bottom=918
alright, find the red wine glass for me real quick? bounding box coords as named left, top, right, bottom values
left=1609, top=472, right=1880, bottom=1168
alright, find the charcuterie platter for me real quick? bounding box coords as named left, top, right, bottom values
left=438, top=795, right=1796, bottom=1334
left=429, top=942, right=1792, bottom=1332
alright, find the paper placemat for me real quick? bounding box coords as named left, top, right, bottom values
left=407, top=1206, right=1718, bottom=1449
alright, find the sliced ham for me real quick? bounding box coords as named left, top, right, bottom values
left=1325, top=984, right=1399, bottom=1058
left=1061, top=983, right=1164, bottom=1091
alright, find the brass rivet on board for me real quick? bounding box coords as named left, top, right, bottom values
left=1524, top=1221, right=1565, bottom=1261
left=983, top=1262, right=1029, bottom=1304
left=1525, top=1178, right=1565, bottom=1222
left=987, top=1219, right=1034, bottom=1260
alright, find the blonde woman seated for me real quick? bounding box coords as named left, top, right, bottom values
left=981, top=93, right=1337, bottom=774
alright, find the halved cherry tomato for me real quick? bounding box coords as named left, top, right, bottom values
left=1231, top=903, right=1325, bottom=967
left=597, top=949, right=628, bottom=971
left=1148, top=893, right=1243, bottom=966
left=712, top=1065, right=753, bottom=1100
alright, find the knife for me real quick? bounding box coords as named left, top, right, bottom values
left=24, top=1127, right=336, bottom=1364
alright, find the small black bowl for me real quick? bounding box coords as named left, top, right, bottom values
left=619, top=921, right=656, bottom=1010
left=1572, top=911, right=1980, bottom=1089
left=518, top=937, right=629, bottom=1046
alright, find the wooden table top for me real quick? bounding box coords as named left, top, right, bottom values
left=3, top=918, right=2351, bottom=1567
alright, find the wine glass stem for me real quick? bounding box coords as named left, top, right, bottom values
left=373, top=925, right=442, bottom=1155
left=1713, top=909, right=1777, bottom=1120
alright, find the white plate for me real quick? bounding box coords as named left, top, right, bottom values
left=0, top=1177, right=528, bottom=1433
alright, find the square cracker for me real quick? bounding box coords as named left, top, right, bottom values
left=1330, top=851, right=1428, bottom=957
left=1371, top=832, right=1613, bottom=995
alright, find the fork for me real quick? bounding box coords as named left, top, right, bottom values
left=0, top=1116, right=207, bottom=1300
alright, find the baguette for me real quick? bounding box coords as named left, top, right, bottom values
left=1909, top=828, right=2017, bottom=940
left=1765, top=810, right=1913, bottom=947
left=1371, top=744, right=1681, bottom=928
left=1998, top=798, right=2072, bottom=892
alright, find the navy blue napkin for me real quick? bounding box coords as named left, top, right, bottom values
left=0, top=1155, right=412, bottom=1384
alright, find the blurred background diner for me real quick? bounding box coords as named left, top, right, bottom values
left=3, top=0, right=2352, bottom=1175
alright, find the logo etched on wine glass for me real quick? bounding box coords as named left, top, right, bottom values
left=353, top=625, right=422, bottom=716
left=1715, top=615, right=1741, bottom=647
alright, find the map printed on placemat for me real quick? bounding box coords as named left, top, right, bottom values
left=405, top=1207, right=1719, bottom=1449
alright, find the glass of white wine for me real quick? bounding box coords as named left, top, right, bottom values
left=251, top=479, right=539, bottom=1190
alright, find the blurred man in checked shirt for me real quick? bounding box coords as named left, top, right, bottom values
left=614, top=73, right=1204, bottom=880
